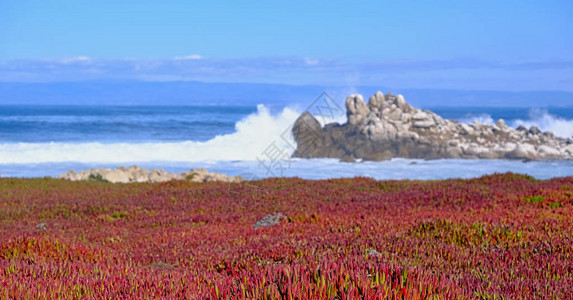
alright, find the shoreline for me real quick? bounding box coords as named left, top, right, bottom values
left=2, top=158, right=573, bottom=181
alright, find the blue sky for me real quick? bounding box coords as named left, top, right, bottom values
left=1, top=0, right=572, bottom=90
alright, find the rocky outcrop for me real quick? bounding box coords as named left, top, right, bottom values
left=58, top=166, right=243, bottom=183
left=292, top=91, right=573, bottom=161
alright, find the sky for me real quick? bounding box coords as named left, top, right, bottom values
left=0, top=0, right=572, bottom=91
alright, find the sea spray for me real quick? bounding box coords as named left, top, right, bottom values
left=511, top=109, right=573, bottom=138
left=0, top=105, right=301, bottom=164
left=454, top=109, right=573, bottom=138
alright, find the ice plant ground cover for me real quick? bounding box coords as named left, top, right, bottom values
left=1, top=173, right=572, bottom=299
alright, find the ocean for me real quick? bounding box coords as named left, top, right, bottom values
left=1, top=104, right=572, bottom=180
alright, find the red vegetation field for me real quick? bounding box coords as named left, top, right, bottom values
left=1, top=173, right=572, bottom=299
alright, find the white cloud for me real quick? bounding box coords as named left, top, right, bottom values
left=1, top=56, right=572, bottom=90
left=173, top=54, right=203, bottom=60
left=304, top=57, right=319, bottom=66
left=60, top=56, right=92, bottom=64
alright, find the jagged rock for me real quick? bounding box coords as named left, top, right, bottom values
left=291, top=91, right=573, bottom=161
left=59, top=166, right=243, bottom=183
left=346, top=94, right=369, bottom=126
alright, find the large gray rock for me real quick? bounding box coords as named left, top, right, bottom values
left=395, top=95, right=410, bottom=112
left=253, top=213, right=287, bottom=229
left=292, top=91, right=572, bottom=161
left=368, top=91, right=385, bottom=109
left=102, top=170, right=131, bottom=183
left=345, top=94, right=370, bottom=126
left=505, top=143, right=537, bottom=160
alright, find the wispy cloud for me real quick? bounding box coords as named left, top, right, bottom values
left=59, top=56, right=92, bottom=64
left=304, top=57, right=319, bottom=66
left=0, top=56, right=571, bottom=90
left=356, top=59, right=573, bottom=72
left=173, top=54, right=203, bottom=60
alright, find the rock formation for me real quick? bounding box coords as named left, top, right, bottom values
left=58, top=166, right=243, bottom=183
left=292, top=91, right=573, bottom=161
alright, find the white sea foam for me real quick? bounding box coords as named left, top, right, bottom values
left=0, top=105, right=301, bottom=164
left=460, top=109, right=573, bottom=138
left=511, top=109, right=573, bottom=138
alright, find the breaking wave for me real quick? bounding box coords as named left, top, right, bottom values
left=0, top=105, right=302, bottom=164
left=511, top=109, right=573, bottom=138
left=460, top=109, right=573, bottom=138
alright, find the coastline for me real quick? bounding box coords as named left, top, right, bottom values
left=2, top=158, right=573, bottom=181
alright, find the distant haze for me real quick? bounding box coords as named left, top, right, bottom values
left=1, top=81, right=572, bottom=108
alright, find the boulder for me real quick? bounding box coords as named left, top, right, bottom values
left=346, top=94, right=369, bottom=126
left=128, top=166, right=150, bottom=182
left=253, top=213, right=288, bottom=229
left=538, top=145, right=560, bottom=157
left=103, top=170, right=130, bottom=183
left=505, top=143, right=538, bottom=160
left=35, top=223, right=47, bottom=231
left=529, top=126, right=541, bottom=135
left=460, top=123, right=475, bottom=135
left=388, top=109, right=402, bottom=121
left=368, top=91, right=385, bottom=109
left=496, top=119, right=507, bottom=129
left=395, top=95, right=406, bottom=109
left=413, top=119, right=435, bottom=128
left=291, top=112, right=327, bottom=158
left=412, top=111, right=428, bottom=121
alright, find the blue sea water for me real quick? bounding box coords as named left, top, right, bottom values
left=0, top=104, right=572, bottom=179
